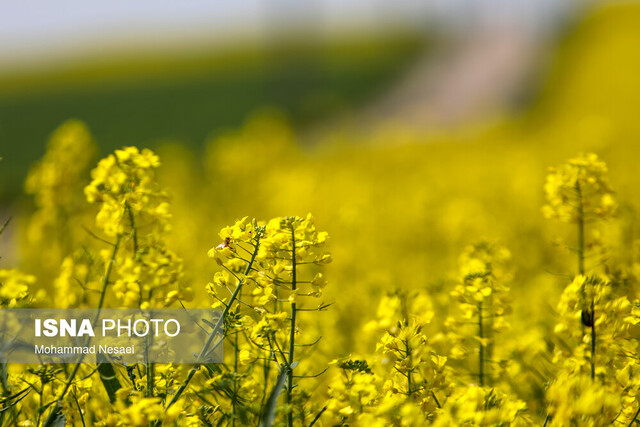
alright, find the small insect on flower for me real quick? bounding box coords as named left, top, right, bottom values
left=216, top=237, right=232, bottom=250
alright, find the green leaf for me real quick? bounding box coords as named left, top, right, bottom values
left=42, top=405, right=65, bottom=427
left=49, top=412, right=66, bottom=427
left=97, top=355, right=122, bottom=403
left=259, top=366, right=289, bottom=427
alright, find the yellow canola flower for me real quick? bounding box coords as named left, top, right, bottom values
left=543, top=153, right=616, bottom=223
left=546, top=373, right=619, bottom=426
left=0, top=269, right=35, bottom=307
left=85, top=146, right=169, bottom=237
left=434, top=386, right=530, bottom=426
left=114, top=389, right=183, bottom=426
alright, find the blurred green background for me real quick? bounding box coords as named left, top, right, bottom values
left=0, top=34, right=424, bottom=198
left=2, top=0, right=640, bottom=203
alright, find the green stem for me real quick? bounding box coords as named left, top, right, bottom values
left=576, top=181, right=595, bottom=379
left=287, top=224, right=297, bottom=427
left=125, top=201, right=138, bottom=254
left=96, top=236, right=121, bottom=314
left=487, top=286, right=494, bottom=384
left=478, top=301, right=484, bottom=387
left=576, top=182, right=585, bottom=277
left=164, top=235, right=261, bottom=414
left=399, top=293, right=413, bottom=398
left=197, top=238, right=260, bottom=361
left=628, top=404, right=640, bottom=427
left=308, top=406, right=327, bottom=426
left=232, top=288, right=241, bottom=427
left=43, top=235, right=121, bottom=427
left=145, top=316, right=154, bottom=398
left=259, top=349, right=271, bottom=421
left=405, top=339, right=412, bottom=397
left=431, top=391, right=441, bottom=408
left=146, top=362, right=155, bottom=398
left=590, top=299, right=596, bottom=381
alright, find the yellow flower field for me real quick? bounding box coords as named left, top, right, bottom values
left=3, top=2, right=640, bottom=426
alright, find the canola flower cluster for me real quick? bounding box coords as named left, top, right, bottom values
left=4, top=114, right=640, bottom=427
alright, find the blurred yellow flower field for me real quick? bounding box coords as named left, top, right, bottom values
left=3, top=2, right=640, bottom=426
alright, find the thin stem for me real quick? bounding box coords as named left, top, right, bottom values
left=590, top=299, right=596, bottom=381
left=308, top=406, right=327, bottom=427
left=574, top=181, right=589, bottom=344
left=146, top=362, right=155, bottom=398
left=145, top=314, right=155, bottom=399
left=125, top=201, right=138, bottom=253
left=96, top=236, right=121, bottom=315
left=486, top=282, right=494, bottom=384
left=71, top=388, right=86, bottom=427
left=431, top=391, right=441, bottom=408
left=259, top=349, right=271, bottom=422
left=163, top=235, right=262, bottom=414
left=126, top=207, right=154, bottom=398
left=287, top=224, right=297, bottom=427
left=197, top=237, right=260, bottom=361
left=232, top=288, right=241, bottom=427
left=576, top=181, right=596, bottom=379
left=399, top=293, right=413, bottom=398
left=405, top=339, right=412, bottom=397
left=628, top=404, right=640, bottom=427
left=43, top=235, right=121, bottom=427
left=163, top=368, right=198, bottom=415
left=478, top=301, right=484, bottom=387
left=575, top=181, right=585, bottom=277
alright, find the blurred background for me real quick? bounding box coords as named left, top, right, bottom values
left=3, top=0, right=640, bottom=335
left=1, top=0, right=582, bottom=199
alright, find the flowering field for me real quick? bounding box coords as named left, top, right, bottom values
left=3, top=3, right=640, bottom=427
